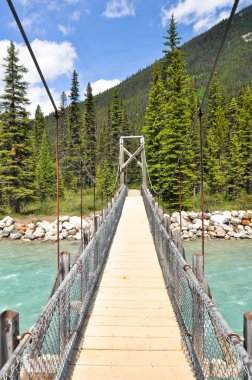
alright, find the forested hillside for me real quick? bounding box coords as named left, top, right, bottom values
left=91, top=5, right=252, bottom=131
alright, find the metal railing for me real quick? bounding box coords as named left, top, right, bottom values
left=0, top=185, right=127, bottom=380
left=142, top=184, right=252, bottom=380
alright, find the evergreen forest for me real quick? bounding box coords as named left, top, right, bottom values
left=0, top=9, right=251, bottom=216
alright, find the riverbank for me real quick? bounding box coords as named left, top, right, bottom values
left=0, top=209, right=251, bottom=242
left=0, top=215, right=93, bottom=242
left=168, top=209, right=252, bottom=240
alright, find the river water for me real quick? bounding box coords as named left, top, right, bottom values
left=0, top=240, right=80, bottom=331
left=0, top=239, right=252, bottom=334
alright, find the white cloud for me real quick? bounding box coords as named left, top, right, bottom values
left=89, top=79, right=121, bottom=96
left=161, top=0, right=251, bottom=32
left=0, top=39, right=77, bottom=116
left=102, top=0, right=135, bottom=18
left=70, top=10, right=81, bottom=21
left=58, top=24, right=75, bottom=35
left=27, top=86, right=61, bottom=116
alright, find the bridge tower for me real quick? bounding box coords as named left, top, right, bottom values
left=119, top=136, right=147, bottom=185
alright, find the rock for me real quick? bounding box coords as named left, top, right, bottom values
left=207, top=225, right=215, bottom=232
left=238, top=210, right=246, bottom=220
left=1, top=230, right=10, bottom=238
left=242, top=219, right=250, bottom=226
left=62, top=222, right=75, bottom=231
left=215, top=227, right=226, bottom=238
left=242, top=212, right=252, bottom=220
left=59, top=215, right=70, bottom=222
left=234, top=232, right=243, bottom=238
left=212, top=211, right=221, bottom=215
left=182, top=233, right=190, bottom=239
left=46, top=229, right=56, bottom=237
left=223, top=211, right=232, bottom=218
left=68, top=228, right=77, bottom=236
left=186, top=223, right=193, bottom=231
left=210, top=214, right=230, bottom=224
left=230, top=217, right=241, bottom=226
left=4, top=216, right=14, bottom=227
left=3, top=225, right=15, bottom=233
left=196, top=230, right=202, bottom=237
left=224, top=235, right=230, bottom=240
left=19, top=224, right=26, bottom=232
left=241, top=234, right=250, bottom=239
left=60, top=231, right=69, bottom=239
left=231, top=210, right=239, bottom=217
left=0, top=222, right=5, bottom=229
left=33, top=228, right=45, bottom=238
left=188, top=212, right=199, bottom=220
left=66, top=235, right=75, bottom=241
left=227, top=231, right=235, bottom=237
left=171, top=222, right=179, bottom=229
left=208, top=231, right=217, bottom=237
left=198, top=212, right=210, bottom=220
left=219, top=223, right=233, bottom=233
left=37, top=221, right=52, bottom=232
left=74, top=232, right=82, bottom=240
left=10, top=232, right=23, bottom=240
left=192, top=219, right=202, bottom=230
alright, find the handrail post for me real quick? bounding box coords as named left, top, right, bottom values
left=244, top=312, right=252, bottom=358
left=0, top=310, right=19, bottom=373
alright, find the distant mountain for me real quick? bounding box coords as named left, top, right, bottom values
left=91, top=5, right=252, bottom=132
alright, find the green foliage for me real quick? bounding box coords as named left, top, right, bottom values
left=34, top=105, right=46, bottom=149
left=0, top=42, right=35, bottom=213
left=36, top=130, right=56, bottom=200
left=84, top=83, right=96, bottom=181
left=64, top=70, right=83, bottom=189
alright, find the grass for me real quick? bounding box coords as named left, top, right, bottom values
left=0, top=188, right=108, bottom=220
left=0, top=186, right=251, bottom=220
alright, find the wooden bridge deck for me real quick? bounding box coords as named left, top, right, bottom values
left=68, top=191, right=195, bottom=379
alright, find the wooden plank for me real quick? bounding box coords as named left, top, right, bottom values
left=68, top=364, right=195, bottom=380
left=79, top=336, right=182, bottom=350
left=68, top=194, right=195, bottom=379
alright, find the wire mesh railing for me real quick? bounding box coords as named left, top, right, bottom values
left=142, top=184, right=252, bottom=380
left=0, top=184, right=127, bottom=380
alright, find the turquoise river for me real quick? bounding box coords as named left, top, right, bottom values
left=0, top=239, right=252, bottom=334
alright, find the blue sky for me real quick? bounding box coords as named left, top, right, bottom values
left=1, top=0, right=252, bottom=115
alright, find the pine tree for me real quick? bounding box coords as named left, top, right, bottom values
left=65, top=70, right=83, bottom=189
left=162, top=14, right=181, bottom=83
left=204, top=74, right=229, bottom=194
left=143, top=62, right=165, bottom=192
left=36, top=130, right=56, bottom=200
left=84, top=83, right=96, bottom=182
left=0, top=42, right=35, bottom=213
left=225, top=97, right=244, bottom=199
left=237, top=85, right=252, bottom=194
left=34, top=105, right=46, bottom=149
left=108, top=88, right=121, bottom=168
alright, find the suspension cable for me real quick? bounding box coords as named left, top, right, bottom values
left=145, top=0, right=240, bottom=196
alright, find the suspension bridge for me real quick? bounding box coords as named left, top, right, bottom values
left=1, top=0, right=252, bottom=378
left=0, top=139, right=252, bottom=379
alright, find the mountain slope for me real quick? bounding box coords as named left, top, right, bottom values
left=91, top=5, right=252, bottom=131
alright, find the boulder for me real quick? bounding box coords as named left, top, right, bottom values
left=0, top=222, right=5, bottom=229
left=1, top=230, right=10, bottom=238
left=231, top=210, right=239, bottom=217
left=210, top=214, right=230, bottom=224
left=3, top=225, right=15, bottom=233
left=242, top=219, right=250, bottom=226
left=10, top=232, right=23, bottom=240
left=59, top=215, right=70, bottom=222
left=4, top=216, right=14, bottom=227
left=238, top=210, right=246, bottom=220
left=188, top=212, right=198, bottom=220
left=230, top=217, right=241, bottom=226
left=207, top=225, right=215, bottom=232
left=215, top=227, right=226, bottom=238
left=62, top=222, right=75, bottom=231
left=192, top=219, right=202, bottom=230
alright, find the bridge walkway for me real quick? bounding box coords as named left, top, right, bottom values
left=68, top=191, right=195, bottom=379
